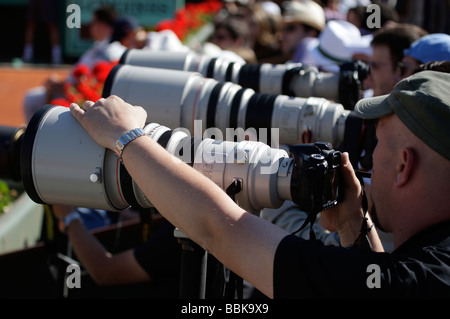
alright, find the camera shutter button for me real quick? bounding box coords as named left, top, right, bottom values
left=311, top=154, right=325, bottom=163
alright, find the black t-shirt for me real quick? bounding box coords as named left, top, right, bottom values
left=274, top=220, right=450, bottom=298
left=133, top=219, right=182, bottom=298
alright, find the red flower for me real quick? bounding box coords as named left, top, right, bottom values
left=155, top=0, right=222, bottom=43
left=72, top=63, right=90, bottom=80
left=50, top=98, right=71, bottom=107
left=93, top=60, right=116, bottom=83
left=58, top=60, right=116, bottom=107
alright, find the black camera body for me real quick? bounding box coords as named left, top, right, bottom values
left=290, top=142, right=342, bottom=214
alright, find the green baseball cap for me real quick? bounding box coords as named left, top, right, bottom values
left=354, top=70, right=450, bottom=161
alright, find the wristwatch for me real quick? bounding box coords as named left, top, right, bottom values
left=114, top=128, right=146, bottom=163
left=61, top=210, right=82, bottom=233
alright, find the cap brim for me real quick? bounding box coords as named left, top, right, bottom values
left=354, top=94, right=394, bottom=119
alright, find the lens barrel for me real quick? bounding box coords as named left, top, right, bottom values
left=103, top=64, right=349, bottom=148
left=0, top=125, right=24, bottom=182
left=120, top=49, right=343, bottom=103
left=120, top=48, right=371, bottom=109
left=0, top=107, right=342, bottom=215
left=18, top=106, right=294, bottom=213
left=20, top=105, right=121, bottom=210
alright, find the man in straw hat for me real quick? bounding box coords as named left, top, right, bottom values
left=280, top=0, right=326, bottom=63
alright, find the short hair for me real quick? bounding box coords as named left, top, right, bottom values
left=93, top=5, right=118, bottom=27
left=213, top=16, right=250, bottom=44
left=414, top=61, right=450, bottom=75
left=371, top=23, right=428, bottom=70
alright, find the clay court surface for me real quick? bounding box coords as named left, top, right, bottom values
left=0, top=65, right=69, bottom=127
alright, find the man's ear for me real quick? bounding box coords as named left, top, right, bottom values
left=395, top=147, right=415, bottom=186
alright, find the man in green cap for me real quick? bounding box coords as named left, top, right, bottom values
left=351, top=70, right=450, bottom=250
left=69, top=70, right=450, bottom=298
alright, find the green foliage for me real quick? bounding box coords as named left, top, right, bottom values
left=0, top=180, right=18, bottom=215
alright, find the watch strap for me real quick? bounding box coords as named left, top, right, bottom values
left=62, top=211, right=82, bottom=233
left=114, top=128, right=146, bottom=163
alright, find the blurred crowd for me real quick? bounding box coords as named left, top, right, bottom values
left=21, top=0, right=450, bottom=117
left=204, top=0, right=449, bottom=98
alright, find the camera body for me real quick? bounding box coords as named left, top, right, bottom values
left=290, top=142, right=342, bottom=214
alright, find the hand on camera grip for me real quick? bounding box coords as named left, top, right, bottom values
left=320, top=152, right=364, bottom=233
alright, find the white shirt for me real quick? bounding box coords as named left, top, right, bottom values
left=77, top=39, right=126, bottom=68
left=67, top=39, right=127, bottom=83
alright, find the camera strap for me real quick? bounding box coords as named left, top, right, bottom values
left=292, top=172, right=373, bottom=248
left=291, top=209, right=318, bottom=240
left=224, top=179, right=244, bottom=299
left=291, top=189, right=324, bottom=239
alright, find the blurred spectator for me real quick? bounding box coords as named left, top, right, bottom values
left=280, top=0, right=326, bottom=63
left=400, top=33, right=450, bottom=79
left=336, top=0, right=371, bottom=15
left=110, top=16, right=141, bottom=49
left=347, top=3, right=399, bottom=35
left=73, top=5, right=123, bottom=71
left=245, top=2, right=284, bottom=63
left=139, top=27, right=246, bottom=65
left=366, top=23, right=428, bottom=97
left=209, top=15, right=257, bottom=63
left=22, top=5, right=125, bottom=123
left=221, top=0, right=256, bottom=15
left=22, top=0, right=62, bottom=64
left=259, top=0, right=281, bottom=15
left=142, top=29, right=190, bottom=52
left=210, top=16, right=249, bottom=50
left=320, top=0, right=347, bottom=21
left=300, top=19, right=373, bottom=72
left=52, top=205, right=182, bottom=298
left=132, top=27, right=150, bottom=49
left=346, top=5, right=367, bottom=32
